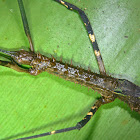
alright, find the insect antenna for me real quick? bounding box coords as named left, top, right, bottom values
left=17, top=0, right=34, bottom=52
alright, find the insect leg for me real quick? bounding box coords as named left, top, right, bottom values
left=17, top=0, right=34, bottom=52
left=0, top=60, right=29, bottom=73
left=55, top=0, right=106, bottom=75
left=15, top=97, right=114, bottom=140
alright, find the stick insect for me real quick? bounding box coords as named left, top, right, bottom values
left=1, top=1, right=139, bottom=140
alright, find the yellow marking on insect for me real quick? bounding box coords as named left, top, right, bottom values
left=61, top=1, right=68, bottom=8
left=64, top=4, right=68, bottom=8
left=89, top=34, right=95, bottom=42
left=94, top=50, right=101, bottom=57
left=51, top=131, right=56, bottom=135
left=60, top=1, right=65, bottom=5
left=91, top=106, right=97, bottom=110
left=82, top=117, right=87, bottom=120
left=87, top=112, right=93, bottom=116
left=84, top=23, right=87, bottom=26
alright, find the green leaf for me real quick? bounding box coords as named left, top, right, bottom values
left=0, top=0, right=140, bottom=140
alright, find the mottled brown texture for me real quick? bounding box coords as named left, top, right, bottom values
left=0, top=49, right=139, bottom=112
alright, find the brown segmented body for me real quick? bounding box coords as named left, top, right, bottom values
left=10, top=49, right=139, bottom=113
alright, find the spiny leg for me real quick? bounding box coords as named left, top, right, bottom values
left=17, top=0, right=34, bottom=52
left=55, top=0, right=106, bottom=75
left=15, top=97, right=114, bottom=140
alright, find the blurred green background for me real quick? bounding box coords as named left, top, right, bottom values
left=0, top=0, right=140, bottom=140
